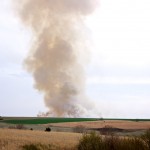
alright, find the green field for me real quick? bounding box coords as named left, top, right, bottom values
left=0, top=117, right=98, bottom=124
left=0, top=117, right=150, bottom=125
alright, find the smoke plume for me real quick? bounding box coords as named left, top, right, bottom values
left=15, top=0, right=98, bottom=117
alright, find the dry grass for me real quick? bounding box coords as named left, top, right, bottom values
left=50, top=120, right=150, bottom=129
left=1, top=121, right=150, bottom=149
left=0, top=129, right=81, bottom=150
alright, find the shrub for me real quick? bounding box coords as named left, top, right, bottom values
left=114, top=137, right=146, bottom=150
left=16, top=124, right=26, bottom=129
left=77, top=130, right=150, bottom=150
left=45, top=127, right=51, bottom=132
left=103, top=134, right=121, bottom=150
left=78, top=132, right=104, bottom=150
left=141, top=129, right=150, bottom=149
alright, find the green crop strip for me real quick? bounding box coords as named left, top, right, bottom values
left=0, top=118, right=98, bottom=124
left=0, top=117, right=150, bottom=125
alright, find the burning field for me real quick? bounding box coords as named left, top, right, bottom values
left=1, top=0, right=150, bottom=149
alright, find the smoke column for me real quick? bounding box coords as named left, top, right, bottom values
left=15, top=0, right=98, bottom=117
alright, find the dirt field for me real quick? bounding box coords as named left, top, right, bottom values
left=0, top=129, right=81, bottom=150
left=50, top=120, right=150, bottom=129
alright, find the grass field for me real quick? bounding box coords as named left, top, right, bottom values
left=1, top=128, right=150, bottom=150
left=0, top=117, right=150, bottom=149
left=1, top=117, right=150, bottom=136
left=0, top=128, right=81, bottom=150
left=51, top=120, right=150, bottom=129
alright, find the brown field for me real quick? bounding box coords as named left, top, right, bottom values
left=0, top=120, right=150, bottom=150
left=50, top=120, right=150, bottom=129
left=0, top=129, right=81, bottom=150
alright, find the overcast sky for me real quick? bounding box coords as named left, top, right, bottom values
left=0, top=0, right=150, bottom=118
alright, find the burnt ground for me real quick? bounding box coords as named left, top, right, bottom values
left=90, top=126, right=145, bottom=136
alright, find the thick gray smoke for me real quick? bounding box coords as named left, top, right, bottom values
left=15, top=0, right=98, bottom=117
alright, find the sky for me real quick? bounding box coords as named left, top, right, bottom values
left=0, top=0, right=150, bottom=118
